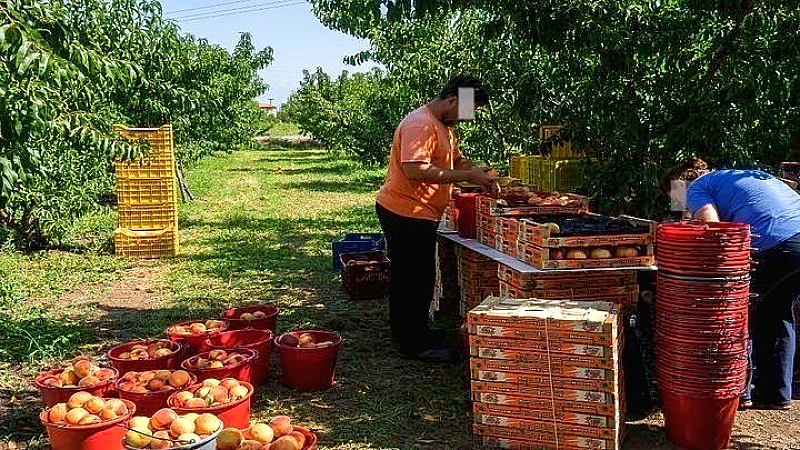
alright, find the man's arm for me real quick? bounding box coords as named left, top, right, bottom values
left=402, top=162, right=496, bottom=186
left=453, top=155, right=476, bottom=171
left=693, top=204, right=721, bottom=222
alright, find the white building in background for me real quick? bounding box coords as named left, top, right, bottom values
left=258, top=101, right=278, bottom=116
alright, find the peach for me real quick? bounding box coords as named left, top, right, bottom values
left=239, top=312, right=254, bottom=320
left=194, top=413, right=221, bottom=435
left=129, top=416, right=151, bottom=430
left=48, top=403, right=69, bottom=423
left=72, top=358, right=94, bottom=378
left=281, top=334, right=300, bottom=347
left=78, top=414, right=102, bottom=425
left=155, top=370, right=172, bottom=381
left=42, top=377, right=62, bottom=388
left=240, top=440, right=263, bottom=450
left=147, top=342, right=165, bottom=356
left=210, top=386, right=229, bottom=403
left=183, top=412, right=199, bottom=422
left=139, top=371, right=156, bottom=382
left=209, top=360, right=224, bottom=369
left=60, top=369, right=80, bottom=386
left=196, top=387, right=212, bottom=399
left=169, top=370, right=191, bottom=388
left=65, top=407, right=89, bottom=425
left=150, top=430, right=172, bottom=449
left=150, top=408, right=178, bottom=430
left=148, top=379, right=166, bottom=391
left=95, top=368, right=115, bottom=381
left=196, top=359, right=210, bottom=369
left=173, top=391, right=194, bottom=407
left=84, top=397, right=106, bottom=414
left=119, top=352, right=131, bottom=359
left=100, top=409, right=118, bottom=421
left=205, top=320, right=224, bottom=329
left=78, top=375, right=100, bottom=387
left=131, top=385, right=149, bottom=394
left=220, top=378, right=240, bottom=390
left=271, top=436, right=300, bottom=450
left=67, top=391, right=93, bottom=409
left=252, top=311, right=267, bottom=319
left=186, top=398, right=207, bottom=408
left=249, top=423, right=274, bottom=444
left=298, top=333, right=315, bottom=343
left=189, top=323, right=207, bottom=334
left=209, top=350, right=227, bottom=360
left=289, top=430, right=306, bottom=448
left=119, top=380, right=137, bottom=392
left=269, top=415, right=293, bottom=438
left=202, top=378, right=221, bottom=388
left=299, top=341, right=316, bottom=349
left=169, top=417, right=196, bottom=438
left=177, top=433, right=201, bottom=445
left=154, top=348, right=174, bottom=358
left=316, top=341, right=334, bottom=348
left=216, top=428, right=243, bottom=450
left=131, top=348, right=149, bottom=359
left=229, top=385, right=249, bottom=400
left=125, top=426, right=152, bottom=448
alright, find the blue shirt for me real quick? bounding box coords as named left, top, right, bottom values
left=687, top=170, right=800, bottom=251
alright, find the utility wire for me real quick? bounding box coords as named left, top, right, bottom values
left=176, top=2, right=307, bottom=22
left=169, top=0, right=303, bottom=20
left=166, top=0, right=265, bottom=15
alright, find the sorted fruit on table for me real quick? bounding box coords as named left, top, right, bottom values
left=565, top=249, right=588, bottom=260
left=38, top=356, right=116, bottom=389
left=117, top=370, right=193, bottom=393
left=183, top=349, right=250, bottom=370
left=279, top=332, right=334, bottom=349
left=44, top=392, right=129, bottom=425
left=123, top=408, right=222, bottom=449
left=167, top=320, right=227, bottom=336
left=170, top=378, right=250, bottom=408
left=117, top=341, right=176, bottom=360
left=615, top=246, right=640, bottom=258
left=589, top=248, right=612, bottom=259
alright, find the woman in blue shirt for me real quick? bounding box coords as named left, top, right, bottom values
left=663, top=159, right=800, bottom=410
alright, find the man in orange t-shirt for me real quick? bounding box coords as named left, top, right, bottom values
left=375, top=75, right=496, bottom=362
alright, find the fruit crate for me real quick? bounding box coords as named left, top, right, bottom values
left=339, top=250, right=390, bottom=300
left=114, top=227, right=178, bottom=259
left=521, top=157, right=595, bottom=191
left=497, top=264, right=637, bottom=291
left=519, top=214, right=656, bottom=248
left=499, top=279, right=639, bottom=303
left=117, top=203, right=178, bottom=230
left=517, top=243, right=654, bottom=270
left=332, top=233, right=386, bottom=270
left=509, top=156, right=522, bottom=179
left=477, top=194, right=589, bottom=217
left=116, top=177, right=177, bottom=205
left=114, top=125, right=176, bottom=179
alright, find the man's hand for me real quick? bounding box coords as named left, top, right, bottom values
left=466, top=167, right=498, bottom=187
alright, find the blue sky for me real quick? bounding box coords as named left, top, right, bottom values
left=159, top=0, right=378, bottom=106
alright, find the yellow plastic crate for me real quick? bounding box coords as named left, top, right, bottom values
left=114, top=125, right=176, bottom=179
left=539, top=125, right=583, bottom=159
left=509, top=156, right=521, bottom=179
left=118, top=203, right=178, bottom=230
left=523, top=157, right=593, bottom=191
left=114, top=227, right=178, bottom=259
left=116, top=177, right=177, bottom=205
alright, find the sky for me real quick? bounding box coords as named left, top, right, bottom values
left=158, top=0, right=379, bottom=107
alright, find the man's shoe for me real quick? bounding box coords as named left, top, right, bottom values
left=412, top=345, right=456, bottom=363
left=739, top=399, right=753, bottom=410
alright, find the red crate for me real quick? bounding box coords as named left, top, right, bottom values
left=340, top=250, right=390, bottom=300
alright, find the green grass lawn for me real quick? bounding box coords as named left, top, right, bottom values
left=0, top=146, right=472, bottom=449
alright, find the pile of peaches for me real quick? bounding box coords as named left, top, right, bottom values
left=279, top=333, right=333, bottom=349
left=170, top=378, right=251, bottom=408
left=116, top=341, right=176, bottom=361
left=116, top=370, right=193, bottom=394
left=167, top=320, right=227, bottom=337
left=39, top=356, right=115, bottom=388
left=44, top=392, right=129, bottom=425
left=218, top=416, right=307, bottom=450
left=183, top=349, right=249, bottom=370
left=124, top=408, right=223, bottom=449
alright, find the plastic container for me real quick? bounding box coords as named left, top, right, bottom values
left=660, top=388, right=739, bottom=450
left=276, top=330, right=342, bottom=392
left=117, top=203, right=178, bottom=231
left=168, top=382, right=254, bottom=429
left=293, top=426, right=318, bottom=450
left=123, top=420, right=222, bottom=450
left=114, top=227, right=179, bottom=259
left=165, top=320, right=229, bottom=355
left=107, top=339, right=185, bottom=373
left=40, top=398, right=135, bottom=450
left=220, top=305, right=279, bottom=333
left=454, top=192, right=479, bottom=239
left=332, top=233, right=385, bottom=270
left=115, top=372, right=198, bottom=417
left=181, top=348, right=257, bottom=383
left=339, top=251, right=390, bottom=300
left=206, top=329, right=273, bottom=386
left=34, top=368, right=119, bottom=408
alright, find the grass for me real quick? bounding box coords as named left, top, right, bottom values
left=265, top=121, right=302, bottom=137
left=0, top=145, right=472, bottom=449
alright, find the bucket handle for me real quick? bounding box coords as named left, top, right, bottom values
left=117, top=424, right=211, bottom=448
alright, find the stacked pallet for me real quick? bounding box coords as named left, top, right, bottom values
left=113, top=125, right=179, bottom=258
left=456, top=246, right=500, bottom=317
left=469, top=296, right=626, bottom=449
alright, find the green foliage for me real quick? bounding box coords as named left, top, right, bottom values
left=0, top=0, right=274, bottom=247
left=304, top=0, right=800, bottom=217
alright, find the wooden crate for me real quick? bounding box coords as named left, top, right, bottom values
left=497, top=264, right=637, bottom=291
left=518, top=215, right=656, bottom=248
left=470, top=335, right=614, bottom=359
left=473, top=402, right=613, bottom=428
left=477, top=195, right=589, bottom=217
left=517, top=243, right=655, bottom=270
left=498, top=280, right=639, bottom=303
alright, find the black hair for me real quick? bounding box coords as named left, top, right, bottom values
left=438, top=75, right=489, bottom=106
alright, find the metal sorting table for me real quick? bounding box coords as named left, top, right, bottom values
left=437, top=230, right=657, bottom=273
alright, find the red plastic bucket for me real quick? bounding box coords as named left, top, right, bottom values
left=165, top=321, right=229, bottom=356
left=168, top=381, right=254, bottom=429
left=275, top=330, right=342, bottom=392
left=205, top=329, right=273, bottom=386
left=114, top=373, right=198, bottom=417
left=107, top=339, right=185, bottom=373
left=660, top=388, right=739, bottom=450
left=220, top=305, right=279, bottom=333
left=293, top=426, right=318, bottom=450
left=181, top=348, right=257, bottom=384
left=34, top=368, right=119, bottom=408
left=40, top=398, right=135, bottom=450
left=454, top=192, right=479, bottom=239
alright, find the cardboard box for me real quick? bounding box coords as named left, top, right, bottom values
left=471, top=389, right=617, bottom=416
left=473, top=412, right=619, bottom=440
left=473, top=425, right=618, bottom=450
left=471, top=380, right=617, bottom=405
left=470, top=335, right=614, bottom=358
left=497, top=264, right=637, bottom=291
left=473, top=402, right=612, bottom=428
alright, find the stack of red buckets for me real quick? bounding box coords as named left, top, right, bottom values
left=655, top=221, right=751, bottom=450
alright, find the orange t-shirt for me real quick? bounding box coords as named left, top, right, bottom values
left=376, top=106, right=463, bottom=221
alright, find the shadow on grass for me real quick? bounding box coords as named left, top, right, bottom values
left=623, top=422, right=773, bottom=450
left=281, top=180, right=382, bottom=194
